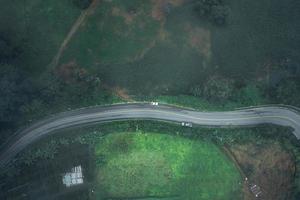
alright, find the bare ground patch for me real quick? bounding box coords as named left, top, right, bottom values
left=157, top=25, right=170, bottom=41
left=55, top=61, right=77, bottom=83
left=230, top=143, right=295, bottom=200
left=103, top=2, right=164, bottom=62
left=111, top=7, right=136, bottom=24
left=103, top=84, right=133, bottom=102
left=185, top=23, right=212, bottom=59
left=55, top=61, right=89, bottom=84
left=111, top=86, right=133, bottom=102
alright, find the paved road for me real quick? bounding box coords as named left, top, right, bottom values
left=1, top=103, right=300, bottom=168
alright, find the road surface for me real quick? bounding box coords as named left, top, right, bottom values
left=1, top=103, right=300, bottom=168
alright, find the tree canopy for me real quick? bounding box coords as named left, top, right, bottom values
left=0, top=34, right=22, bottom=64
left=72, top=0, right=92, bottom=10
left=194, top=0, right=230, bottom=25
left=0, top=65, right=33, bottom=122
left=191, top=75, right=234, bottom=102
left=274, top=79, right=300, bottom=106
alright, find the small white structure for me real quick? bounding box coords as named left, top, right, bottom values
left=250, top=184, right=262, bottom=198
left=62, top=165, right=84, bottom=187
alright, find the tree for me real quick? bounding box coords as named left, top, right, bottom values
left=190, top=85, right=202, bottom=97
left=0, top=34, right=22, bottom=64
left=72, top=0, right=92, bottom=10
left=234, top=84, right=264, bottom=106
left=211, top=5, right=230, bottom=25
left=194, top=0, right=230, bottom=26
left=275, top=79, right=300, bottom=106
left=37, top=66, right=102, bottom=108
left=0, top=65, right=33, bottom=122
left=202, top=75, right=234, bottom=101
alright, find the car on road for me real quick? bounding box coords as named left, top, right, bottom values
left=181, top=122, right=192, bottom=127
left=150, top=102, right=159, bottom=106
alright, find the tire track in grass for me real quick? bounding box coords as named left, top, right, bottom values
left=49, top=0, right=100, bottom=68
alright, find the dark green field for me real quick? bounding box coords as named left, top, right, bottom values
left=57, top=0, right=300, bottom=94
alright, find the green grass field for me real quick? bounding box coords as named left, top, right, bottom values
left=57, top=0, right=300, bottom=95
left=93, top=132, right=242, bottom=199
left=59, top=0, right=210, bottom=93
left=61, top=0, right=160, bottom=66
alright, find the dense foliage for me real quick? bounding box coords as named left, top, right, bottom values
left=273, top=78, right=300, bottom=106
left=0, top=65, right=33, bottom=122
left=0, top=33, right=23, bottom=64
left=194, top=0, right=230, bottom=25
left=72, top=0, right=92, bottom=10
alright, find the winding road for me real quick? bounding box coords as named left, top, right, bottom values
left=1, top=103, right=300, bottom=168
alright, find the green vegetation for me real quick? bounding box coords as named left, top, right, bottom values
left=0, top=0, right=97, bottom=139
left=6, top=120, right=300, bottom=199
left=62, top=0, right=160, bottom=66
left=191, top=75, right=235, bottom=102
left=93, top=132, right=241, bottom=199
left=0, top=65, right=33, bottom=122
left=194, top=0, right=230, bottom=25
left=0, top=0, right=299, bottom=129
left=0, top=0, right=81, bottom=73
left=1, top=0, right=300, bottom=199
left=273, top=78, right=300, bottom=106
left=72, top=0, right=92, bottom=10
left=0, top=33, right=23, bottom=64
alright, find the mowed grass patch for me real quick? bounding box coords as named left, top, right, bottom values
left=93, top=132, right=242, bottom=199
left=61, top=0, right=161, bottom=67
left=0, top=0, right=81, bottom=74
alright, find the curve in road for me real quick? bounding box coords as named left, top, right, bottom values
left=1, top=103, right=300, bottom=168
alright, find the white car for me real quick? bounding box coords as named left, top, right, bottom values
left=181, top=122, right=192, bottom=127
left=151, top=102, right=159, bottom=106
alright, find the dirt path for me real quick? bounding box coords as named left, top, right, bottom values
left=49, top=0, right=100, bottom=68
left=221, top=145, right=255, bottom=200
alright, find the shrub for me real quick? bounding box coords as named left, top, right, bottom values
left=72, top=0, right=92, bottom=10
